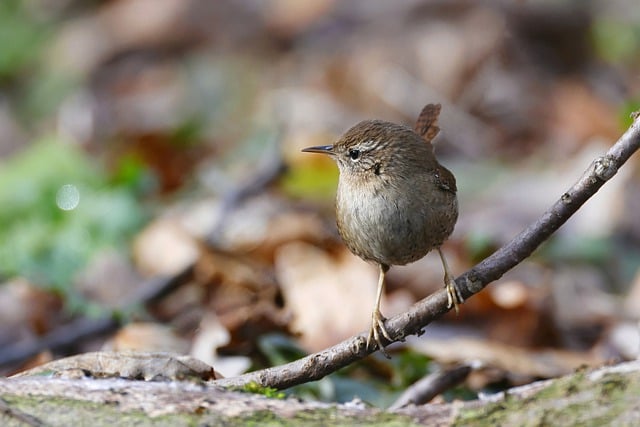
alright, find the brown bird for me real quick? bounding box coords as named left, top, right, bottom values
left=302, top=104, right=462, bottom=356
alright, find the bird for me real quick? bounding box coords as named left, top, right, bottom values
left=302, top=104, right=462, bottom=356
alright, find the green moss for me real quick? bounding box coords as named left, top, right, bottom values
left=599, top=374, right=628, bottom=398
left=455, top=370, right=639, bottom=427
left=0, top=395, right=419, bottom=427
left=235, top=382, right=286, bottom=399
left=236, top=408, right=421, bottom=427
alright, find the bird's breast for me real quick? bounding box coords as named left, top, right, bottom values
left=336, top=175, right=457, bottom=267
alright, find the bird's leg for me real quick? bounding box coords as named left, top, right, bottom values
left=438, top=247, right=463, bottom=314
left=367, top=264, right=392, bottom=357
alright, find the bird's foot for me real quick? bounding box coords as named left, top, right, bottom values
left=366, top=309, right=393, bottom=358
left=445, top=275, right=464, bottom=315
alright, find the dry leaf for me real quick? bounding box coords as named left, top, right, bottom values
left=191, top=312, right=251, bottom=378
left=133, top=219, right=200, bottom=277
left=275, top=242, right=379, bottom=352
left=196, top=250, right=291, bottom=352
left=75, top=250, right=141, bottom=307
left=0, top=279, right=62, bottom=341
left=104, top=322, right=190, bottom=354
left=411, top=336, right=601, bottom=384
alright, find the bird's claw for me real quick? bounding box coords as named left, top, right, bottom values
left=445, top=275, right=464, bottom=315
left=366, top=310, right=392, bottom=358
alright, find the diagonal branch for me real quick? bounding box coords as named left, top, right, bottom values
left=214, top=113, right=640, bottom=390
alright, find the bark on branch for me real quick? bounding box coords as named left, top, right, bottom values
left=214, top=113, right=640, bottom=390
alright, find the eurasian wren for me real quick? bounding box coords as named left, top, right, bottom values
left=302, top=104, right=461, bottom=356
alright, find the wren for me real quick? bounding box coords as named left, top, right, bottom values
left=302, top=104, right=462, bottom=356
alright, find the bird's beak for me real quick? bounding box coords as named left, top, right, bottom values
left=301, top=145, right=334, bottom=155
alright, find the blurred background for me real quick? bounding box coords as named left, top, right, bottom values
left=0, top=0, right=639, bottom=407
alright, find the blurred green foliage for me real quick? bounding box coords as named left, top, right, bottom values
left=257, top=333, right=308, bottom=369
left=539, top=235, right=613, bottom=266
left=0, top=0, right=77, bottom=125
left=281, top=163, right=339, bottom=202
left=256, top=333, right=457, bottom=408
left=21, top=69, right=77, bottom=123
left=621, top=100, right=640, bottom=128
left=592, top=19, right=640, bottom=66
left=0, top=138, right=148, bottom=296
left=465, top=230, right=500, bottom=264
left=290, top=351, right=436, bottom=408
left=593, top=18, right=640, bottom=129
left=0, top=0, right=48, bottom=80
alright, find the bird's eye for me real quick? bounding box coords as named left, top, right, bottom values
left=348, top=149, right=360, bottom=161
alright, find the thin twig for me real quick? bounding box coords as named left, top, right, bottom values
left=388, top=364, right=472, bottom=410
left=0, top=317, right=120, bottom=370
left=0, top=266, right=196, bottom=370
left=213, top=113, right=640, bottom=390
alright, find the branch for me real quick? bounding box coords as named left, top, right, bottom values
left=214, top=113, right=640, bottom=390
left=388, top=363, right=472, bottom=410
